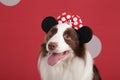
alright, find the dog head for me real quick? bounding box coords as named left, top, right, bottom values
left=41, top=16, right=93, bottom=66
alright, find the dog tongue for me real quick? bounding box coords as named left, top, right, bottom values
left=48, top=53, right=64, bottom=66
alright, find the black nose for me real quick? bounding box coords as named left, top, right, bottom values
left=48, top=42, right=57, bottom=50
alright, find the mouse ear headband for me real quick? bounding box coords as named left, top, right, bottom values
left=42, top=12, right=93, bottom=43
left=57, top=12, right=83, bottom=30
left=41, top=12, right=102, bottom=58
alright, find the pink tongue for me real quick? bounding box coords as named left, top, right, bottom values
left=48, top=53, right=64, bottom=66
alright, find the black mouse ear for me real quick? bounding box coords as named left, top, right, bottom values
left=41, top=16, right=58, bottom=33
left=77, top=26, right=93, bottom=43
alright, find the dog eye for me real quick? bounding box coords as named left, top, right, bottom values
left=64, top=34, right=71, bottom=40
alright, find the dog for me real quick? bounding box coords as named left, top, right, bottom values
left=38, top=16, right=101, bottom=80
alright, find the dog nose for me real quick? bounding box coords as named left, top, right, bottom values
left=48, top=42, right=57, bottom=50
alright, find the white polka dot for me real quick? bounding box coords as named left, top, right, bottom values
left=74, top=21, right=78, bottom=25
left=73, top=17, right=78, bottom=21
left=58, top=20, right=62, bottom=24
left=62, top=12, right=66, bottom=15
left=57, top=16, right=61, bottom=19
left=79, top=19, right=82, bottom=23
left=86, top=35, right=102, bottom=58
left=76, top=15, right=80, bottom=18
left=72, top=15, right=75, bottom=17
left=66, top=15, right=71, bottom=19
left=79, top=24, right=83, bottom=28
left=74, top=27, right=78, bottom=30
left=61, top=17, right=66, bottom=21
left=0, top=0, right=21, bottom=6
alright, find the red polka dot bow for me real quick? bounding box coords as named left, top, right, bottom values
left=57, top=12, right=83, bottom=30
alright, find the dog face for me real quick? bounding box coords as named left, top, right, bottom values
left=46, top=23, right=79, bottom=66
left=41, top=16, right=93, bottom=66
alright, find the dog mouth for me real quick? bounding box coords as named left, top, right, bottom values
left=47, top=51, right=69, bottom=66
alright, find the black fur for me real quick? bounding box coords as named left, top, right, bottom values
left=93, top=65, right=101, bottom=80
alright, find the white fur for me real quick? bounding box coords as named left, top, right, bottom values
left=46, top=23, right=72, bottom=53
left=38, top=51, right=93, bottom=80
left=38, top=23, right=94, bottom=80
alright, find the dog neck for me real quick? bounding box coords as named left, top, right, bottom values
left=38, top=50, right=94, bottom=80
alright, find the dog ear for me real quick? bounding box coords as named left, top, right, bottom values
left=41, top=16, right=58, bottom=33
left=77, top=26, right=93, bottom=43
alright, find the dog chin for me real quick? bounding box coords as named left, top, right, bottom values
left=47, top=50, right=70, bottom=66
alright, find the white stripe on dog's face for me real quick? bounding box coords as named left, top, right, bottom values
left=46, top=23, right=72, bottom=53
left=45, top=23, right=84, bottom=66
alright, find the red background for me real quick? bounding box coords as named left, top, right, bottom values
left=0, top=0, right=120, bottom=80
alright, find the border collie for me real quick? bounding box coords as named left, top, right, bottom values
left=38, top=16, right=101, bottom=80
